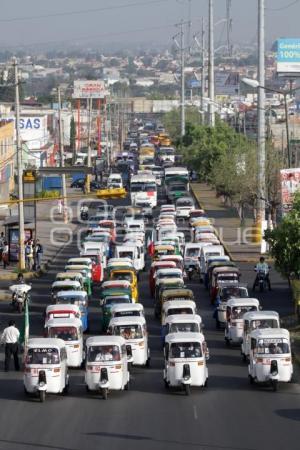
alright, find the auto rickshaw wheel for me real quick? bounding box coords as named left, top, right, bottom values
left=145, top=357, right=151, bottom=368
left=124, top=381, right=130, bottom=391
left=225, top=338, right=230, bottom=347
left=164, top=379, right=169, bottom=389
left=102, top=387, right=108, bottom=400
left=204, top=379, right=208, bottom=388
left=39, top=390, right=46, bottom=403
left=18, top=302, right=22, bottom=314
left=242, top=353, right=247, bottom=363
left=248, top=375, right=254, bottom=385
left=271, top=380, right=278, bottom=392
left=184, top=384, right=190, bottom=396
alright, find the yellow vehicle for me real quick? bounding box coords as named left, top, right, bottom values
left=96, top=187, right=127, bottom=199
left=110, top=269, right=139, bottom=303
left=139, top=146, right=155, bottom=157
left=158, top=133, right=171, bottom=146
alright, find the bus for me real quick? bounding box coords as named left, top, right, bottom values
left=164, top=167, right=189, bottom=186
left=130, top=173, right=157, bottom=208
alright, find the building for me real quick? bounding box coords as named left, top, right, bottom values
left=0, top=120, right=15, bottom=202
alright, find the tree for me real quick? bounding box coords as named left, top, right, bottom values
left=265, top=193, right=300, bottom=282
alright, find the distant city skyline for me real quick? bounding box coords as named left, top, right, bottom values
left=0, top=0, right=299, bottom=51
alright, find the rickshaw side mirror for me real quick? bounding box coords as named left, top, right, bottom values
left=205, top=351, right=210, bottom=361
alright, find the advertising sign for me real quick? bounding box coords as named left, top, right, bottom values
left=280, top=168, right=300, bottom=211
left=277, top=39, right=300, bottom=74
left=215, top=71, right=239, bottom=96
left=73, top=80, right=109, bottom=99
left=19, top=115, right=49, bottom=150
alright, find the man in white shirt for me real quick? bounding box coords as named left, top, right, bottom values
left=1, top=320, right=20, bottom=371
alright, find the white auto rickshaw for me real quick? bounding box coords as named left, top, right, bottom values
left=24, top=338, right=69, bottom=402
left=44, top=304, right=81, bottom=327
left=108, top=316, right=150, bottom=366
left=162, top=314, right=203, bottom=346
left=111, top=303, right=145, bottom=319
left=85, top=336, right=132, bottom=399
left=248, top=328, right=293, bottom=391
left=163, top=332, right=209, bottom=395
left=161, top=300, right=197, bottom=326
left=225, top=298, right=260, bottom=346
left=45, top=318, right=84, bottom=368
left=241, top=310, right=280, bottom=361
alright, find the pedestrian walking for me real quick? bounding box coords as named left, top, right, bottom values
left=34, top=239, right=43, bottom=270
left=25, top=240, right=34, bottom=271
left=2, top=241, right=9, bottom=269
left=1, top=320, right=20, bottom=371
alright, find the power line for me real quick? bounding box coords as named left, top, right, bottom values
left=0, top=0, right=169, bottom=23
left=266, top=0, right=300, bottom=11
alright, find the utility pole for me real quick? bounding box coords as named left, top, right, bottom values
left=14, top=58, right=25, bottom=270
left=257, top=0, right=266, bottom=227
left=180, top=21, right=185, bottom=138
left=208, top=0, right=215, bottom=127
left=201, top=17, right=206, bottom=124
left=58, top=87, right=68, bottom=224
left=86, top=97, right=92, bottom=193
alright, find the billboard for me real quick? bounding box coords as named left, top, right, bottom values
left=215, top=71, right=239, bottom=96
left=277, top=39, right=300, bottom=74
left=73, top=80, right=109, bottom=99
left=19, top=116, right=49, bottom=150
left=280, top=168, right=300, bottom=211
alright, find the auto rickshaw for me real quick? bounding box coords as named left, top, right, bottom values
left=149, top=261, right=177, bottom=297
left=161, top=300, right=197, bottom=326
left=225, top=298, right=260, bottom=346
left=210, top=266, right=240, bottom=303
left=55, top=290, right=89, bottom=332
left=85, top=336, right=131, bottom=399
left=214, top=282, right=248, bottom=328
left=55, top=272, right=84, bottom=290
left=45, top=317, right=84, bottom=368
left=108, top=316, right=150, bottom=366
left=154, top=277, right=185, bottom=312
left=44, top=304, right=81, bottom=326
left=161, top=314, right=202, bottom=346
left=153, top=244, right=175, bottom=261
left=51, top=280, right=81, bottom=302
left=163, top=332, right=209, bottom=395
left=248, top=328, right=293, bottom=391
left=65, top=264, right=93, bottom=296
left=156, top=288, right=194, bottom=319
left=24, top=338, right=69, bottom=402
left=109, top=268, right=138, bottom=303
left=241, top=310, right=280, bottom=361
left=111, top=303, right=145, bottom=319
left=206, top=261, right=237, bottom=290
left=100, top=292, right=132, bottom=332
left=159, top=255, right=184, bottom=272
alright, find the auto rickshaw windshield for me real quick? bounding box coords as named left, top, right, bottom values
left=170, top=342, right=202, bottom=358
left=119, top=251, right=134, bottom=259
left=169, top=322, right=199, bottom=333
left=186, top=248, right=200, bottom=257
left=49, top=326, right=78, bottom=341
left=87, top=345, right=121, bottom=362
left=223, top=287, right=248, bottom=299
left=167, top=307, right=193, bottom=316
left=27, top=348, right=60, bottom=364
left=256, top=338, right=290, bottom=355
left=111, top=272, right=133, bottom=282
left=249, top=319, right=278, bottom=331
left=105, top=297, right=131, bottom=305
left=114, top=325, right=143, bottom=339
left=232, top=306, right=257, bottom=319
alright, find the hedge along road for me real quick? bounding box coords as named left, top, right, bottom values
left=0, top=195, right=298, bottom=450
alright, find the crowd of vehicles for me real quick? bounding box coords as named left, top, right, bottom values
left=12, top=118, right=293, bottom=402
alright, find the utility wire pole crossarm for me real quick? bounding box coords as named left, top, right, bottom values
left=14, top=57, right=26, bottom=270
left=58, top=87, right=68, bottom=224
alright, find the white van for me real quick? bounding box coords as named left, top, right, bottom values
left=107, top=174, right=123, bottom=189
left=115, top=244, right=144, bottom=272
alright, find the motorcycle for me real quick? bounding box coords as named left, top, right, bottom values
left=253, top=268, right=270, bottom=292
left=80, top=206, right=89, bottom=221
left=9, top=283, right=31, bottom=313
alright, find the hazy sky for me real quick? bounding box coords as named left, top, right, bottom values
left=0, top=0, right=300, bottom=50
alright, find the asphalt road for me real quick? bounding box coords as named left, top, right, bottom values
left=0, top=195, right=299, bottom=450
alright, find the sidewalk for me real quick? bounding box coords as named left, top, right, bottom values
left=191, top=183, right=261, bottom=262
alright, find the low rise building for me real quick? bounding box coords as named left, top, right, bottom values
left=0, top=119, right=15, bottom=201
